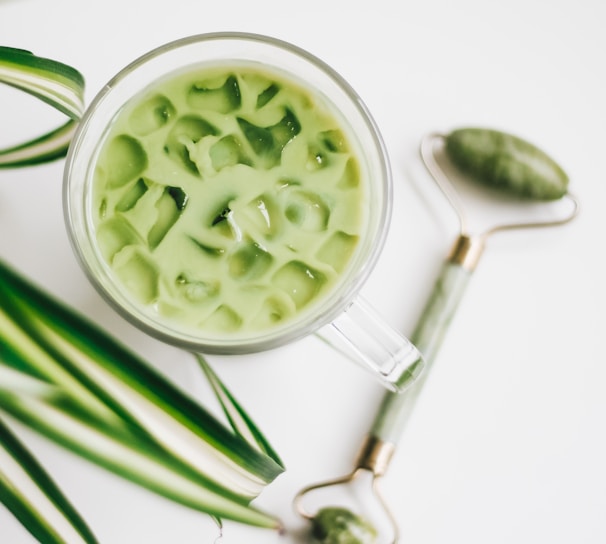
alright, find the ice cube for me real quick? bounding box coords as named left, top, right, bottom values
left=187, top=236, right=225, bottom=258
left=252, top=293, right=296, bottom=329
left=209, top=135, right=251, bottom=171
left=129, top=94, right=175, bottom=136
left=319, top=129, right=348, bottom=153
left=113, top=248, right=159, bottom=304
left=338, top=157, right=360, bottom=189
left=284, top=190, right=330, bottom=231
left=272, top=260, right=326, bottom=309
left=203, top=304, right=242, bottom=332
left=115, top=177, right=148, bottom=212
left=147, top=186, right=188, bottom=249
left=165, top=115, right=219, bottom=175
left=228, top=241, right=273, bottom=280
left=105, top=135, right=148, bottom=188
left=187, top=74, right=241, bottom=114
left=242, top=193, right=282, bottom=239
left=306, top=145, right=329, bottom=171
left=175, top=273, right=219, bottom=303
left=96, top=216, right=143, bottom=262
left=256, top=83, right=280, bottom=109
left=237, top=108, right=301, bottom=168
left=316, top=231, right=359, bottom=273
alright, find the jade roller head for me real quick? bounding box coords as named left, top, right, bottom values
left=310, top=507, right=378, bottom=544
left=443, top=127, right=569, bottom=201
left=420, top=127, right=579, bottom=269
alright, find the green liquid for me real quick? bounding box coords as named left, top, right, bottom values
left=92, top=64, right=367, bottom=341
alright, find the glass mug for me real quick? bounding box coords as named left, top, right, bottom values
left=63, top=32, right=424, bottom=392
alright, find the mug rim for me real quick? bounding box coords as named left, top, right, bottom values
left=63, top=31, right=393, bottom=354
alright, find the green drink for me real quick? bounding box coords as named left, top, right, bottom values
left=65, top=34, right=423, bottom=390
left=91, top=64, right=365, bottom=340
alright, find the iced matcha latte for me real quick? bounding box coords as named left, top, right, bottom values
left=90, top=64, right=368, bottom=342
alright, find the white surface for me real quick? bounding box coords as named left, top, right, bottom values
left=1, top=0, right=605, bottom=542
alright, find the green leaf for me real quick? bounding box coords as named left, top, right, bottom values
left=0, top=47, right=84, bottom=120
left=0, top=258, right=284, bottom=528
left=196, top=354, right=284, bottom=467
left=0, top=416, right=99, bottom=543
left=0, top=46, right=85, bottom=167
left=0, top=260, right=283, bottom=488
left=0, top=390, right=280, bottom=529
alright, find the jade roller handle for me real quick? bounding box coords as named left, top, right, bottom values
left=365, top=234, right=483, bottom=454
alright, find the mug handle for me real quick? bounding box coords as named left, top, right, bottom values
left=315, top=296, right=425, bottom=392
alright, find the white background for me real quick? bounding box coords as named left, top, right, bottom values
left=1, top=0, right=605, bottom=542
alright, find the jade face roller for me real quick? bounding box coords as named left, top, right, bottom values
left=294, top=127, right=579, bottom=543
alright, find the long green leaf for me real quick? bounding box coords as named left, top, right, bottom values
left=0, top=301, right=120, bottom=425
left=196, top=355, right=283, bottom=466
left=0, top=416, right=99, bottom=543
left=0, top=391, right=280, bottom=529
left=0, top=47, right=84, bottom=120
left=0, top=46, right=84, bottom=167
left=0, top=258, right=284, bottom=527
left=0, top=363, right=269, bottom=515
left=0, top=260, right=283, bottom=491
left=0, top=121, right=78, bottom=167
